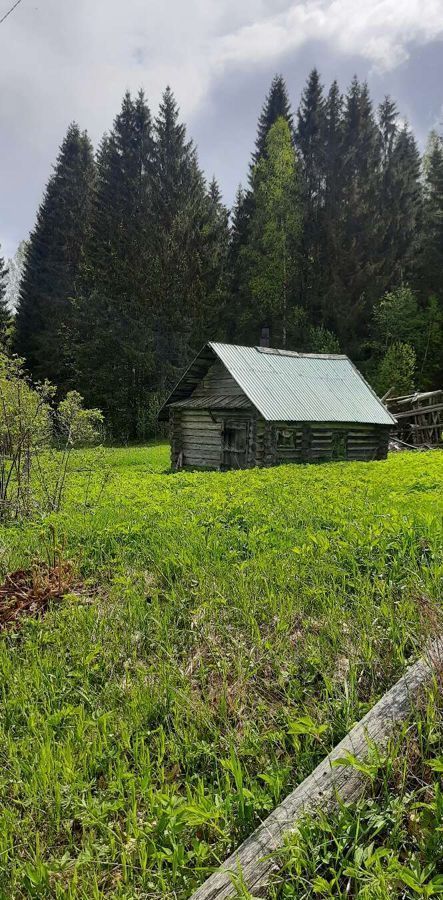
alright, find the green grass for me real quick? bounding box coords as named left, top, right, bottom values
left=0, top=446, right=442, bottom=898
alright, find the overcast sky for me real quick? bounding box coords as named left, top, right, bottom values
left=1, top=0, right=443, bottom=258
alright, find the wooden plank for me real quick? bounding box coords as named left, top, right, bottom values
left=395, top=403, right=443, bottom=420
left=190, top=639, right=443, bottom=900
left=192, top=361, right=248, bottom=401
left=180, top=436, right=221, bottom=445
left=183, top=449, right=221, bottom=461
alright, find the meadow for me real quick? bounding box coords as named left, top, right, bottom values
left=0, top=445, right=442, bottom=898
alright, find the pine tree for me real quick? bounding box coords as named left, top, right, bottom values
left=241, top=118, right=302, bottom=347
left=14, top=124, right=95, bottom=390
left=77, top=91, right=156, bottom=439
left=0, top=250, right=10, bottom=342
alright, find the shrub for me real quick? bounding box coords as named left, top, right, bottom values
left=56, top=390, right=104, bottom=447
left=0, top=354, right=105, bottom=520
left=375, top=342, right=416, bottom=397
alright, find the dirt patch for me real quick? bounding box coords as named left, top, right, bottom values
left=0, top=563, right=75, bottom=631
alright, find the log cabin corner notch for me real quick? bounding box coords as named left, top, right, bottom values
left=158, top=343, right=396, bottom=470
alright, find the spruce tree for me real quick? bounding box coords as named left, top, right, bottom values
left=14, top=124, right=95, bottom=390
left=197, top=177, right=230, bottom=345
left=327, top=78, right=381, bottom=353
left=77, top=91, right=156, bottom=439
left=150, top=87, right=219, bottom=392
left=417, top=131, right=443, bottom=307
left=296, top=68, right=327, bottom=319
left=377, top=99, right=421, bottom=289
left=321, top=80, right=344, bottom=323
left=153, top=87, right=207, bottom=392
left=226, top=186, right=250, bottom=342
left=253, top=75, right=293, bottom=162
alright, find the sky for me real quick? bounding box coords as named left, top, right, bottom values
left=1, top=0, right=443, bottom=258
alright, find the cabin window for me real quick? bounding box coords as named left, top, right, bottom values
left=276, top=428, right=296, bottom=449
left=331, top=431, right=347, bottom=460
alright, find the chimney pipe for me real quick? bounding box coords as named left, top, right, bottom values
left=260, top=326, right=270, bottom=348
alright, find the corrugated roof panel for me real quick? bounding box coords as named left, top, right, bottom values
left=207, top=343, right=395, bottom=425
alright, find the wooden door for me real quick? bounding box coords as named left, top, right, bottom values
left=222, top=421, right=249, bottom=469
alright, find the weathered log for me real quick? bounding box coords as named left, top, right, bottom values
left=190, top=639, right=443, bottom=900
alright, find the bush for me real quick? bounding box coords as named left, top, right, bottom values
left=0, top=354, right=105, bottom=520
left=57, top=391, right=104, bottom=447
left=375, top=342, right=416, bottom=397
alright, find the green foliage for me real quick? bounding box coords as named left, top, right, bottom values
left=373, top=286, right=442, bottom=389
left=57, top=391, right=103, bottom=447
left=308, top=325, right=340, bottom=354
left=0, top=356, right=105, bottom=519
left=0, top=353, right=52, bottom=519
left=242, top=118, right=302, bottom=347
left=376, top=342, right=416, bottom=396
left=375, top=286, right=423, bottom=348
left=254, top=74, right=293, bottom=163
left=0, top=446, right=442, bottom=895
left=0, top=353, right=52, bottom=450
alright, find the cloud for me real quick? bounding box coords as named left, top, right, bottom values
left=1, top=0, right=443, bottom=255
left=215, top=0, right=443, bottom=73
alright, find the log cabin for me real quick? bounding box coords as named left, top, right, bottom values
left=158, top=342, right=396, bottom=470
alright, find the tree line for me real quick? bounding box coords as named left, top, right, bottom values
left=2, top=70, right=442, bottom=439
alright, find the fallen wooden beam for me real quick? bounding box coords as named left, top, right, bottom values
left=191, top=639, right=443, bottom=900
left=395, top=402, right=443, bottom=419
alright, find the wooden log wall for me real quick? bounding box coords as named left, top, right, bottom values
left=273, top=423, right=390, bottom=465
left=190, top=639, right=443, bottom=900
left=173, top=409, right=258, bottom=470
left=171, top=412, right=391, bottom=471
left=172, top=409, right=222, bottom=469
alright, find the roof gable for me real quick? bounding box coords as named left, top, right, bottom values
left=159, top=343, right=396, bottom=426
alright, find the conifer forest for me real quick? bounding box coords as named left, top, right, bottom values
left=2, top=70, right=443, bottom=439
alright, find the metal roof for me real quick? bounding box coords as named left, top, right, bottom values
left=160, top=343, right=396, bottom=425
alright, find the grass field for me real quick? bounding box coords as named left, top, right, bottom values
left=0, top=445, right=442, bottom=898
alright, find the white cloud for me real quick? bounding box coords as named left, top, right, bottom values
left=215, top=0, right=443, bottom=73
left=1, top=0, right=443, bottom=253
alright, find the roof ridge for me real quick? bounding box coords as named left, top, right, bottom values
left=209, top=342, right=348, bottom=360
